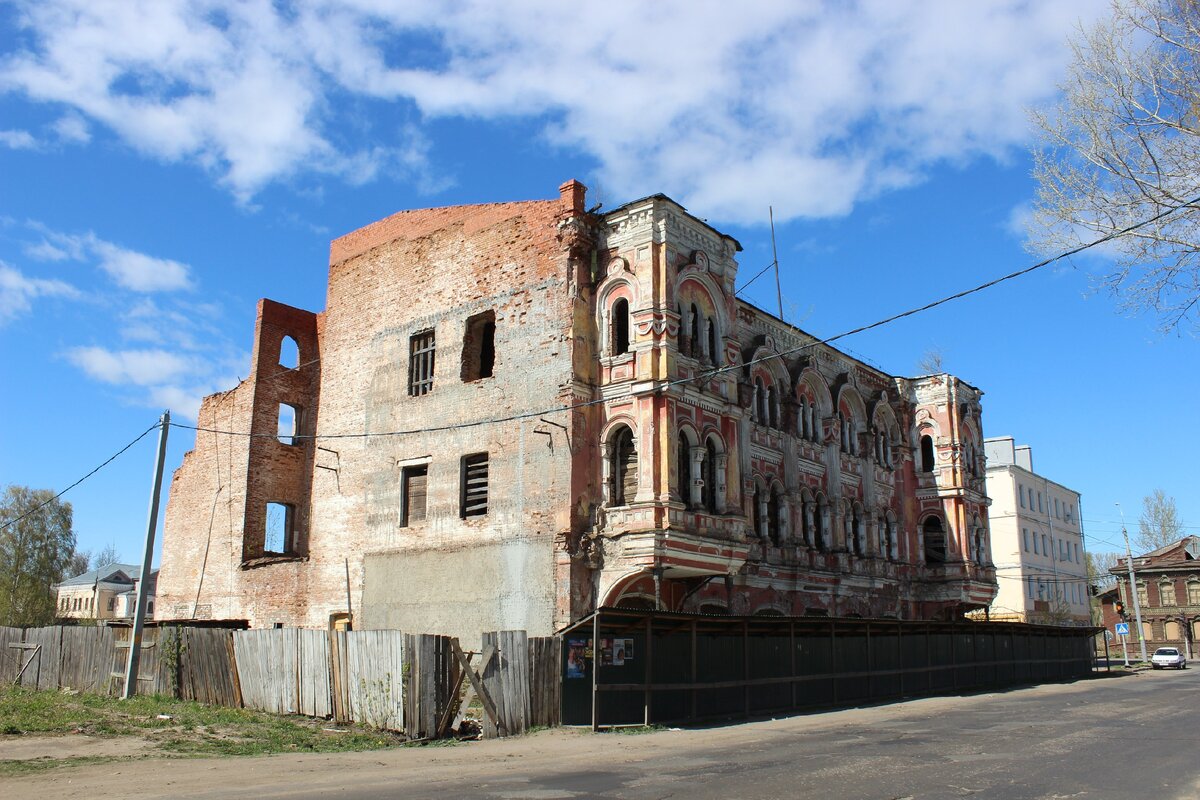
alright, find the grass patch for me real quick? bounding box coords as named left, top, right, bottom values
left=0, top=685, right=404, bottom=763
left=0, top=755, right=121, bottom=777
left=605, top=724, right=667, bottom=735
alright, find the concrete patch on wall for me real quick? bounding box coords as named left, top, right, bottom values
left=360, top=535, right=556, bottom=640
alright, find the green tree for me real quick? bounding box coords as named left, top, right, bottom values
left=1028, top=0, right=1200, bottom=331
left=1137, top=488, right=1184, bottom=552
left=0, top=485, right=76, bottom=626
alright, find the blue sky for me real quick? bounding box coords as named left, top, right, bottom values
left=0, top=0, right=1195, bottom=568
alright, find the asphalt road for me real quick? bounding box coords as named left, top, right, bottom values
left=11, top=667, right=1200, bottom=800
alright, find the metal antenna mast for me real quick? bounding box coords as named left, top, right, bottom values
left=769, top=206, right=783, bottom=321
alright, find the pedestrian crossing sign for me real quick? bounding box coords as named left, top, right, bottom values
left=1115, top=622, right=1130, bottom=636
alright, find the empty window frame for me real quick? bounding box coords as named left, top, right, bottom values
left=919, top=435, right=936, bottom=472
left=461, top=312, right=496, bottom=381
left=278, top=403, right=301, bottom=445
left=1022, top=528, right=1029, bottom=551
left=460, top=453, right=489, bottom=517
left=1019, top=484, right=1025, bottom=508
left=1037, top=491, right=1044, bottom=513
left=401, top=464, right=428, bottom=526
left=408, top=329, right=436, bottom=396
left=279, top=335, right=299, bottom=369
left=922, top=516, right=947, bottom=563
left=702, top=439, right=719, bottom=513
left=265, top=502, right=295, bottom=554
left=610, top=427, right=638, bottom=506
left=611, top=299, right=630, bottom=356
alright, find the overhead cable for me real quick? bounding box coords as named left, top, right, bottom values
left=0, top=421, right=161, bottom=531
left=169, top=192, right=1200, bottom=442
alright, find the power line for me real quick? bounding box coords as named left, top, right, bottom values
left=0, top=421, right=161, bottom=532
left=733, top=259, right=778, bottom=297
left=170, top=192, right=1200, bottom=442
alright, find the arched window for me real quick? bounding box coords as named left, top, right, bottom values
left=767, top=486, right=781, bottom=545
left=279, top=335, right=299, bottom=369
left=677, top=435, right=692, bottom=508
left=751, top=483, right=763, bottom=540
left=611, top=298, right=630, bottom=356
left=690, top=303, right=701, bottom=359
left=799, top=397, right=810, bottom=440
left=814, top=496, right=828, bottom=550
left=707, top=319, right=719, bottom=366
left=767, top=385, right=779, bottom=428
left=923, top=517, right=947, bottom=563
left=1188, top=580, right=1200, bottom=605
left=920, top=435, right=936, bottom=472
left=609, top=427, right=637, bottom=506
left=703, top=438, right=719, bottom=513
left=754, top=377, right=766, bottom=423
left=839, top=412, right=849, bottom=452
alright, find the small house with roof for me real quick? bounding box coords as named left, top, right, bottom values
left=54, top=563, right=158, bottom=622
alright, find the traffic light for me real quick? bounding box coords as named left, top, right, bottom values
left=1114, top=600, right=1126, bottom=617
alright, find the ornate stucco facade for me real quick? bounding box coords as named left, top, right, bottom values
left=156, top=180, right=997, bottom=638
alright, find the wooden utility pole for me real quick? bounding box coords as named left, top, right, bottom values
left=123, top=410, right=169, bottom=699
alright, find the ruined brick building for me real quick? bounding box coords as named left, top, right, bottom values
left=156, top=180, right=997, bottom=638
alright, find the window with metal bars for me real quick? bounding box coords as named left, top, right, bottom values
left=408, top=329, right=436, bottom=396
left=460, top=453, right=489, bottom=517
left=401, top=465, right=428, bottom=526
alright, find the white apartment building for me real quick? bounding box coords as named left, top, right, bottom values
left=984, top=437, right=1090, bottom=625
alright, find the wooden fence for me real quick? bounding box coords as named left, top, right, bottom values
left=2, top=625, right=560, bottom=740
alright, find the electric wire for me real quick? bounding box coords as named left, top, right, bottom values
left=733, top=259, right=779, bottom=296
left=168, top=192, right=1200, bottom=443
left=0, top=421, right=161, bottom=531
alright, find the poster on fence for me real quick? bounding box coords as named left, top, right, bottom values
left=567, top=639, right=587, bottom=678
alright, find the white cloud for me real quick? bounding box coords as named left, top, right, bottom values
left=0, top=129, right=37, bottom=149
left=20, top=223, right=192, bottom=291
left=0, top=262, right=80, bottom=321
left=91, top=240, right=192, bottom=292
left=65, top=345, right=194, bottom=386
left=52, top=114, right=90, bottom=143
left=0, top=0, right=1110, bottom=223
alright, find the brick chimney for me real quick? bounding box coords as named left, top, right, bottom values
left=559, top=179, right=587, bottom=214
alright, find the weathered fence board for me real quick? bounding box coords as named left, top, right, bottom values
left=234, top=628, right=298, bottom=714
left=402, top=634, right=457, bottom=740
left=0, top=626, right=25, bottom=683
left=58, top=626, right=114, bottom=693
left=297, top=628, right=332, bottom=718
left=483, top=630, right=530, bottom=737
left=345, top=630, right=405, bottom=731
left=529, top=636, right=561, bottom=728
left=180, top=628, right=240, bottom=706
left=21, top=627, right=63, bottom=690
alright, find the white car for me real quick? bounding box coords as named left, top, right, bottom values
left=1151, top=647, right=1187, bottom=669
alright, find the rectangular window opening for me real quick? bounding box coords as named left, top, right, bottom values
left=409, top=329, right=436, bottom=396
left=401, top=464, right=428, bottom=526
left=461, top=311, right=496, bottom=382
left=278, top=403, right=302, bottom=446
left=265, top=502, right=295, bottom=554
left=461, top=453, right=489, bottom=518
